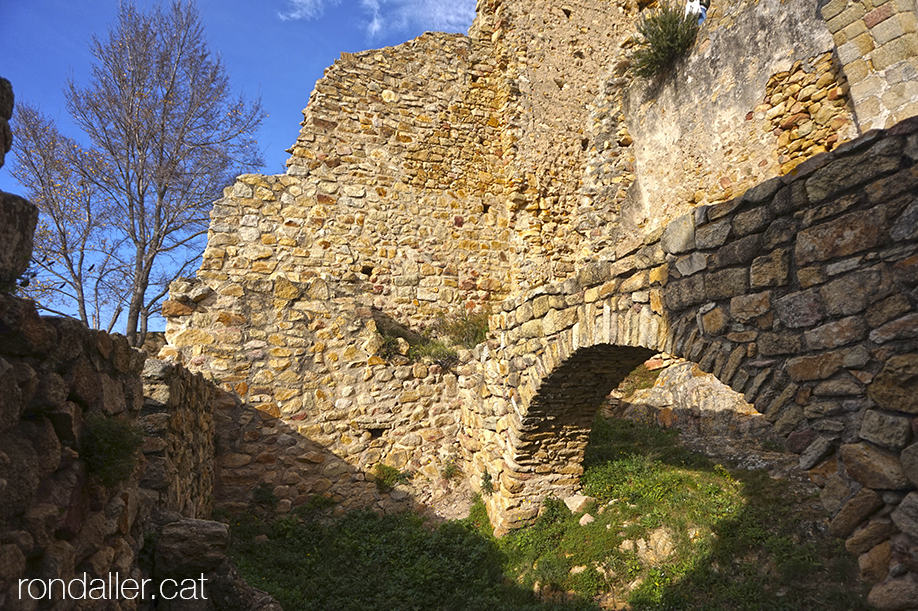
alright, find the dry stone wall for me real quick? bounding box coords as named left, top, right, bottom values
left=140, top=359, right=216, bottom=519
left=0, top=294, right=148, bottom=609
left=0, top=77, right=275, bottom=609
left=0, top=291, right=230, bottom=609
left=460, top=121, right=918, bottom=603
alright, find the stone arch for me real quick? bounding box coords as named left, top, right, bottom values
left=461, top=123, right=918, bottom=547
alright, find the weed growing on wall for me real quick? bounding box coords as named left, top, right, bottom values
left=80, top=414, right=143, bottom=487
left=631, top=2, right=699, bottom=78
left=376, top=308, right=489, bottom=368
left=373, top=464, right=412, bottom=491
left=437, top=309, right=489, bottom=349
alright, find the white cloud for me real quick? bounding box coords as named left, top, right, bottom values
left=278, top=0, right=340, bottom=21
left=278, top=0, right=477, bottom=37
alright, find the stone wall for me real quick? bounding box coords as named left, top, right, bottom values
left=822, top=0, right=918, bottom=130
left=618, top=0, right=859, bottom=246
left=0, top=77, right=12, bottom=169
left=0, top=75, right=272, bottom=608
left=282, top=31, right=511, bottom=323
left=460, top=121, right=918, bottom=603
left=140, top=359, right=216, bottom=519
left=0, top=293, right=149, bottom=608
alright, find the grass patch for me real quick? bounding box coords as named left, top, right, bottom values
left=228, top=418, right=867, bottom=610
left=227, top=510, right=579, bottom=610
left=437, top=309, right=489, bottom=349
left=80, top=414, right=143, bottom=487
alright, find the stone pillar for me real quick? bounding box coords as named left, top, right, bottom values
left=0, top=77, right=38, bottom=292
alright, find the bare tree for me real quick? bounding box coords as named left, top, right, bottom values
left=11, top=104, right=129, bottom=331
left=12, top=1, right=263, bottom=345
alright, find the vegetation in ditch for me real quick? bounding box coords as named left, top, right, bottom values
left=228, top=418, right=867, bottom=610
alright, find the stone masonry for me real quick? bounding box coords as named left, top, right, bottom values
left=460, top=122, right=918, bottom=603
left=154, top=0, right=918, bottom=606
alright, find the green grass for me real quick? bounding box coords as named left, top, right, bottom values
left=377, top=308, right=489, bottom=369
left=227, top=418, right=867, bottom=610
left=615, top=363, right=662, bottom=398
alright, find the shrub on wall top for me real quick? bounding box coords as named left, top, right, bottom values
left=631, top=2, right=700, bottom=78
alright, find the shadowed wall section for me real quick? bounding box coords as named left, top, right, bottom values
left=499, top=344, right=654, bottom=513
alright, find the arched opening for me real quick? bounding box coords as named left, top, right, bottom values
left=506, top=344, right=654, bottom=508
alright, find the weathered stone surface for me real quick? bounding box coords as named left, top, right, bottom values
left=704, top=268, right=748, bottom=301
left=795, top=210, right=885, bottom=265
left=695, top=220, right=731, bottom=249
left=870, top=313, right=918, bottom=344
left=859, top=410, right=912, bottom=450
left=869, top=354, right=918, bottom=414
left=0, top=193, right=38, bottom=289
left=820, top=267, right=890, bottom=316
left=840, top=443, right=909, bottom=489
left=661, top=214, right=695, bottom=254
left=156, top=518, right=229, bottom=574
left=563, top=494, right=594, bottom=513
left=829, top=487, right=883, bottom=537
left=902, top=443, right=918, bottom=487
left=774, top=289, right=825, bottom=328
left=786, top=351, right=844, bottom=381
left=804, top=316, right=866, bottom=350
left=891, top=492, right=918, bottom=540
left=867, top=577, right=918, bottom=611
left=749, top=248, right=789, bottom=288
left=805, top=139, right=901, bottom=202
left=800, top=436, right=835, bottom=470
left=674, top=252, right=706, bottom=277
left=846, top=518, right=896, bottom=555
left=859, top=540, right=892, bottom=583
left=730, top=291, right=770, bottom=322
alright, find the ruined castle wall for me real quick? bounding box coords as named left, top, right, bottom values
left=0, top=293, right=225, bottom=608
left=475, top=0, right=643, bottom=288
left=282, top=32, right=512, bottom=322
left=159, top=33, right=517, bottom=513
left=619, top=0, right=858, bottom=244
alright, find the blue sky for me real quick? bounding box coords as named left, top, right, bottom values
left=0, top=0, right=478, bottom=192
